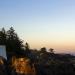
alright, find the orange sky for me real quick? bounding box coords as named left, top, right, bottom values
left=0, top=0, right=75, bottom=53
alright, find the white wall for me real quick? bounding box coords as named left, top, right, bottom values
left=0, top=45, right=7, bottom=60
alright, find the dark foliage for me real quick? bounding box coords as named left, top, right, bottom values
left=0, top=27, right=75, bottom=75
left=0, top=27, right=25, bottom=58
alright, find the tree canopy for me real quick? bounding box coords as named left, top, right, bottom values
left=0, top=27, right=24, bottom=53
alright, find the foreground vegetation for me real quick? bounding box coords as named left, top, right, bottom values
left=0, top=27, right=75, bottom=75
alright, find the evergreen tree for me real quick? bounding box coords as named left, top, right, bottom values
left=49, top=48, right=54, bottom=54
left=6, top=27, right=23, bottom=52
left=0, top=27, right=24, bottom=54
left=25, top=42, right=30, bottom=50
left=0, top=28, right=6, bottom=45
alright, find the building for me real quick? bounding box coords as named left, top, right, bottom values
left=0, top=45, right=7, bottom=60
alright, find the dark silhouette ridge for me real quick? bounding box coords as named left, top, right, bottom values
left=0, top=27, right=75, bottom=75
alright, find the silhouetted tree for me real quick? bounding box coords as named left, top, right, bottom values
left=25, top=42, right=30, bottom=50
left=40, top=47, right=47, bottom=53
left=49, top=48, right=54, bottom=54
left=0, top=27, right=24, bottom=55
left=0, top=28, right=6, bottom=45
left=24, top=42, right=32, bottom=58
left=6, top=27, right=24, bottom=53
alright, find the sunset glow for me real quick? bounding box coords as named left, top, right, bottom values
left=0, top=0, right=75, bottom=53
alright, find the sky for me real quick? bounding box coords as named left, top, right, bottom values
left=0, top=0, right=75, bottom=53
